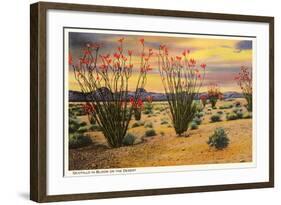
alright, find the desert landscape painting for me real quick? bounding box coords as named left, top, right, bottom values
left=66, top=29, right=253, bottom=171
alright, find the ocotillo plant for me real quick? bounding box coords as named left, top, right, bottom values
left=235, top=66, right=252, bottom=111
left=199, top=94, right=208, bottom=108
left=207, top=83, right=222, bottom=108
left=144, top=95, right=153, bottom=114
left=158, top=46, right=206, bottom=136
left=69, top=38, right=153, bottom=148
left=131, top=97, right=143, bottom=120
left=83, top=102, right=96, bottom=124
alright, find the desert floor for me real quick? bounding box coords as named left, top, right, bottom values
left=69, top=99, right=252, bottom=170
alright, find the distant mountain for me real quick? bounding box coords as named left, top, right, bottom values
left=69, top=88, right=243, bottom=102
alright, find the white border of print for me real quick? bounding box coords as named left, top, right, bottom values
left=63, top=28, right=257, bottom=177
left=47, top=9, right=269, bottom=195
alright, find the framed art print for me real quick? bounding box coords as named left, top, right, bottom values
left=30, top=2, right=274, bottom=202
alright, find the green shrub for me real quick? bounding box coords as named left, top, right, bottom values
left=69, top=117, right=79, bottom=125
left=193, top=116, right=202, bottom=125
left=122, top=133, right=136, bottom=146
left=210, top=114, right=221, bottom=122
left=217, top=110, right=223, bottom=115
left=190, top=122, right=198, bottom=130
left=234, top=101, right=241, bottom=107
left=144, top=122, right=153, bottom=128
left=226, top=112, right=238, bottom=121
left=233, top=108, right=242, bottom=114
left=160, top=131, right=165, bottom=136
left=236, top=111, right=243, bottom=119
left=195, top=112, right=204, bottom=118
left=207, top=128, right=229, bottom=150
left=79, top=121, right=87, bottom=126
left=131, top=121, right=144, bottom=128
left=143, top=110, right=153, bottom=115
left=143, top=103, right=153, bottom=115
left=145, top=129, right=157, bottom=137
left=243, top=112, right=252, bottom=119
left=69, top=124, right=78, bottom=133
left=69, top=134, right=92, bottom=149
left=133, top=108, right=142, bottom=120
left=77, top=126, right=88, bottom=133
left=219, top=104, right=233, bottom=109
left=160, top=120, right=169, bottom=125
left=89, top=124, right=102, bottom=131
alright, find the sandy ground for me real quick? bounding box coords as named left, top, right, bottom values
left=69, top=99, right=252, bottom=170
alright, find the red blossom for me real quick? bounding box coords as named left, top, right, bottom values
left=200, top=63, right=206, bottom=69
left=148, top=48, right=153, bottom=56
left=90, top=43, right=98, bottom=48
left=164, top=47, right=169, bottom=55
left=122, top=56, right=128, bottom=61
left=189, top=58, right=196, bottom=66
left=139, top=38, right=144, bottom=45
left=146, top=64, right=152, bottom=71
left=99, top=64, right=107, bottom=70
left=137, top=98, right=143, bottom=107
left=83, top=49, right=91, bottom=56
left=128, top=50, right=133, bottom=56
left=200, top=95, right=207, bottom=100
left=68, top=53, right=73, bottom=65
left=117, top=47, right=122, bottom=52
left=176, top=56, right=182, bottom=61
left=79, top=58, right=90, bottom=64
left=146, top=96, right=153, bottom=103
left=118, top=37, right=124, bottom=43
left=113, top=53, right=120, bottom=59
left=83, top=102, right=94, bottom=114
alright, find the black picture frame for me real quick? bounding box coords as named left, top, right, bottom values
left=30, top=1, right=274, bottom=202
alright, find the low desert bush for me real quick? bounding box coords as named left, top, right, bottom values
left=144, top=122, right=153, bottom=128
left=210, top=114, right=221, bottom=122
left=243, top=112, right=252, bottom=119
left=207, top=128, right=229, bottom=150
left=190, top=122, right=198, bottom=130
left=77, top=126, right=88, bottom=133
left=219, top=103, right=233, bottom=109
left=143, top=103, right=153, bottom=115
left=69, top=134, right=92, bottom=149
left=145, top=129, right=157, bottom=137
left=89, top=124, right=102, bottom=131
left=193, top=116, right=202, bottom=125
left=195, top=111, right=204, bottom=118
left=234, top=101, right=241, bottom=107
left=217, top=110, right=223, bottom=115
left=79, top=121, right=87, bottom=127
left=232, top=108, right=242, bottom=114
left=160, top=120, right=169, bottom=125
left=226, top=112, right=238, bottom=121
left=131, top=121, right=145, bottom=128
left=122, top=133, right=136, bottom=146
left=236, top=111, right=243, bottom=119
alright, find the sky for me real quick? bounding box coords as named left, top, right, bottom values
left=68, top=31, right=253, bottom=93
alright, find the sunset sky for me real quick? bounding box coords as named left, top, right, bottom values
left=68, top=31, right=253, bottom=93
